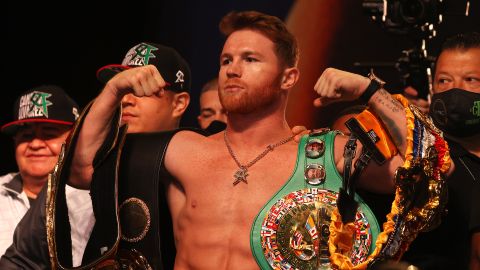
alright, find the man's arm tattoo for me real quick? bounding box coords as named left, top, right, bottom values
left=371, top=89, right=406, bottom=150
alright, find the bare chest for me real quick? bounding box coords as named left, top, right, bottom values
left=175, top=143, right=298, bottom=223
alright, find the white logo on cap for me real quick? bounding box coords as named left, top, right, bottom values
left=176, top=70, right=184, bottom=83
left=18, top=91, right=53, bottom=120
left=122, top=43, right=158, bottom=67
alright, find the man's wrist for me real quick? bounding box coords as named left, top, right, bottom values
left=359, top=72, right=385, bottom=103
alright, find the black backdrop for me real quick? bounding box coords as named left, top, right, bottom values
left=3, top=0, right=479, bottom=174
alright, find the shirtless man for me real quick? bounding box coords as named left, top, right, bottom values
left=68, top=11, right=447, bottom=269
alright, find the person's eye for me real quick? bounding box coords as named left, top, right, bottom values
left=21, top=133, right=34, bottom=140
left=15, top=132, right=33, bottom=142
left=201, top=111, right=214, bottom=118
left=221, top=58, right=231, bottom=66
left=436, top=78, right=451, bottom=84
left=245, top=57, right=258, bottom=63
left=43, top=132, right=59, bottom=139
left=466, top=77, right=480, bottom=83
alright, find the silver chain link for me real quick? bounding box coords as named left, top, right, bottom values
left=224, top=130, right=294, bottom=169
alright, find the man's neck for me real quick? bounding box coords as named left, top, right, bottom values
left=226, top=104, right=291, bottom=148
left=21, top=175, right=46, bottom=199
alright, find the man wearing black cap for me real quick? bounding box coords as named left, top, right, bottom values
left=0, top=85, right=81, bottom=256
left=97, top=42, right=191, bottom=133
left=85, top=41, right=191, bottom=269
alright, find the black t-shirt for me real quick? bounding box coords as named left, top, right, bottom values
left=402, top=140, right=480, bottom=270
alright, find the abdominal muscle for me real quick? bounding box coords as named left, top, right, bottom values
left=173, top=220, right=260, bottom=270
left=170, top=187, right=263, bottom=270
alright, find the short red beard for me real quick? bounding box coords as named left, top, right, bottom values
left=220, top=76, right=283, bottom=114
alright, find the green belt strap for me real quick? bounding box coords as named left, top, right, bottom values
left=251, top=131, right=380, bottom=269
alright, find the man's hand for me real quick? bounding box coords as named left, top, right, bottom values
left=291, top=125, right=310, bottom=142
left=403, top=86, right=430, bottom=114
left=104, top=65, right=167, bottom=101
left=313, top=68, right=370, bottom=107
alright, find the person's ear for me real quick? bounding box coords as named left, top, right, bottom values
left=280, top=67, right=300, bottom=90
left=172, top=92, right=190, bottom=118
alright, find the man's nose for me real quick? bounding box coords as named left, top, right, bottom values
left=28, top=137, right=47, bottom=149
left=454, top=80, right=467, bottom=90
left=226, top=60, right=242, bottom=78
left=122, top=93, right=137, bottom=106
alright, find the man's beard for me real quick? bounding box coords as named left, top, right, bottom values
left=220, top=78, right=282, bottom=114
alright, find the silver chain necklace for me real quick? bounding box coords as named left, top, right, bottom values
left=224, top=130, right=294, bottom=186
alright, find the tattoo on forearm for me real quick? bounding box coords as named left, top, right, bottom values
left=371, top=89, right=403, bottom=113
left=371, top=89, right=406, bottom=150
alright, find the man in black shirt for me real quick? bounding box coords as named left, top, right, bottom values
left=402, top=32, right=480, bottom=270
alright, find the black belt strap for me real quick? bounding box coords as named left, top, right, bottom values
left=338, top=134, right=374, bottom=224
left=338, top=134, right=359, bottom=224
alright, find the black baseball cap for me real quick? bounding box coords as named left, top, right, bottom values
left=96, top=42, right=191, bottom=93
left=1, top=85, right=80, bottom=135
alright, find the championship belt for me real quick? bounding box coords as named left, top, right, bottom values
left=327, top=98, right=450, bottom=270
left=116, top=131, right=199, bottom=269
left=251, top=130, right=380, bottom=270
left=47, top=102, right=207, bottom=269
left=84, top=131, right=186, bottom=270
left=47, top=102, right=125, bottom=269
left=251, top=97, right=451, bottom=270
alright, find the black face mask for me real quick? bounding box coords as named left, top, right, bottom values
left=430, top=88, right=480, bottom=138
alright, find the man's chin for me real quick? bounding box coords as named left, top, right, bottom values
left=223, top=102, right=256, bottom=114
left=125, top=125, right=142, bottom=134
left=122, top=120, right=141, bottom=133
left=22, top=169, right=53, bottom=180
left=24, top=157, right=54, bottom=164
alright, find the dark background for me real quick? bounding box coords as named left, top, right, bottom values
left=3, top=0, right=479, bottom=174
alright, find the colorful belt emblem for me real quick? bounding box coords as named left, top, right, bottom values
left=260, top=188, right=372, bottom=269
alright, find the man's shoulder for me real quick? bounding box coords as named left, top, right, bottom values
left=0, top=173, right=20, bottom=186
left=0, top=173, right=21, bottom=197
left=171, top=129, right=212, bottom=146
left=164, top=130, right=219, bottom=175
left=166, top=129, right=221, bottom=160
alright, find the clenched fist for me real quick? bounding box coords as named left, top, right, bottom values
left=105, top=65, right=167, bottom=100
left=313, top=68, right=370, bottom=107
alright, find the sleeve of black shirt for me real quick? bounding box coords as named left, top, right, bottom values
left=0, top=185, right=50, bottom=269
